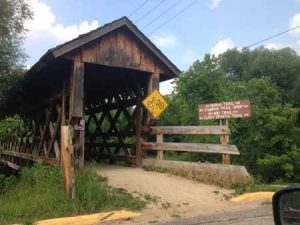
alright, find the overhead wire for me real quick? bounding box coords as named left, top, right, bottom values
left=245, top=25, right=300, bottom=48
left=141, top=0, right=183, bottom=30
left=128, top=0, right=150, bottom=18
left=135, top=0, right=166, bottom=24
left=147, top=0, right=199, bottom=35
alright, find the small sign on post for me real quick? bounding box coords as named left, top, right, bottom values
left=199, top=100, right=251, bottom=120
left=142, top=90, right=169, bottom=119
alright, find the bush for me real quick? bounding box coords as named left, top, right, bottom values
left=257, top=146, right=300, bottom=183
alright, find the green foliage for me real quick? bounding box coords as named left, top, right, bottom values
left=0, top=163, right=145, bottom=225
left=160, top=47, right=300, bottom=183
left=0, top=116, right=22, bottom=143
left=0, top=0, right=32, bottom=76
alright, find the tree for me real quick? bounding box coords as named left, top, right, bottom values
left=219, top=47, right=300, bottom=106
left=0, top=0, right=32, bottom=76
left=160, top=48, right=300, bottom=182
left=0, top=0, right=32, bottom=117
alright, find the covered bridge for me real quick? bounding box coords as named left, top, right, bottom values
left=0, top=17, right=180, bottom=170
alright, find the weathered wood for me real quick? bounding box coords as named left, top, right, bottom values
left=70, top=61, right=84, bottom=118
left=61, top=126, right=72, bottom=196
left=2, top=151, right=34, bottom=161
left=61, top=79, right=67, bottom=126
left=37, top=108, right=52, bottom=155
left=62, top=27, right=175, bottom=76
left=142, top=142, right=240, bottom=155
left=220, top=119, right=230, bottom=164
left=69, top=60, right=85, bottom=171
left=48, top=121, right=60, bottom=160
left=156, top=133, right=163, bottom=160
left=149, top=126, right=230, bottom=135
left=135, top=96, right=142, bottom=166
left=0, top=159, right=21, bottom=170
left=145, top=72, right=160, bottom=125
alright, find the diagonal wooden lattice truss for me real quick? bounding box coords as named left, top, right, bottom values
left=85, top=82, right=145, bottom=163
left=0, top=102, right=63, bottom=168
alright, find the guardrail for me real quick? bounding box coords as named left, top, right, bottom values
left=142, top=125, right=239, bottom=164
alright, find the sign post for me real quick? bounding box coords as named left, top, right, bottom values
left=199, top=100, right=251, bottom=164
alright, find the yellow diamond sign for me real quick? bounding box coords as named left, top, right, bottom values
left=142, top=90, right=169, bottom=119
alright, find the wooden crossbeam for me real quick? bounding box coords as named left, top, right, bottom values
left=0, top=159, right=20, bottom=170
left=2, top=151, right=34, bottom=160
left=148, top=126, right=230, bottom=135
left=142, top=142, right=240, bottom=155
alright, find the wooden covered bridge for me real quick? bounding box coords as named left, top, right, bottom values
left=0, top=17, right=239, bottom=172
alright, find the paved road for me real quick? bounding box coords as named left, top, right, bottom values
left=160, top=205, right=274, bottom=225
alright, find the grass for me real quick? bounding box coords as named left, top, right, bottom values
left=0, top=162, right=146, bottom=225
left=143, top=165, right=252, bottom=189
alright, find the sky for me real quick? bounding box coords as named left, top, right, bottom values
left=24, top=0, right=300, bottom=94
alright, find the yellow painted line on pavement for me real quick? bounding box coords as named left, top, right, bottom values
left=230, top=192, right=275, bottom=202
left=35, top=210, right=141, bottom=225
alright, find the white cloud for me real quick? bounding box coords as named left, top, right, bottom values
left=289, top=13, right=300, bottom=35
left=265, top=43, right=281, bottom=50
left=25, top=0, right=99, bottom=42
left=152, top=34, right=179, bottom=48
left=209, top=0, right=223, bottom=9
left=296, top=40, right=300, bottom=45
left=160, top=79, right=176, bottom=95
left=211, top=38, right=234, bottom=56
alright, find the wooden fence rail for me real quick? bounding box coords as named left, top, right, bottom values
left=142, top=126, right=238, bottom=164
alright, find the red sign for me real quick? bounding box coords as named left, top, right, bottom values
left=199, top=100, right=251, bottom=120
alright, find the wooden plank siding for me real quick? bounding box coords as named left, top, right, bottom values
left=142, top=142, right=240, bottom=155
left=63, top=29, right=172, bottom=77
left=149, top=126, right=230, bottom=135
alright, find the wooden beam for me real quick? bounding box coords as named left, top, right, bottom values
left=61, top=126, right=73, bottom=197
left=135, top=96, right=142, bottom=166
left=149, top=126, right=230, bottom=135
left=69, top=61, right=84, bottom=118
left=2, top=151, right=34, bottom=161
left=142, top=142, right=240, bottom=155
left=69, top=60, right=85, bottom=171
left=156, top=133, right=163, bottom=160
left=0, top=159, right=20, bottom=170
left=145, top=72, right=159, bottom=125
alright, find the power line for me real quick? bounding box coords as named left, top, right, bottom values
left=245, top=25, right=300, bottom=48
left=141, top=0, right=183, bottom=30
left=135, top=0, right=166, bottom=24
left=128, top=0, right=150, bottom=18
left=147, top=0, right=199, bottom=35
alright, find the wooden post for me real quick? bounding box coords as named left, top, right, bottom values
left=69, top=60, right=85, bottom=171
left=145, top=72, right=160, bottom=125
left=220, top=119, right=230, bottom=164
left=135, top=96, right=142, bottom=166
left=60, top=78, right=67, bottom=167
left=61, top=126, right=73, bottom=197
left=157, top=133, right=164, bottom=160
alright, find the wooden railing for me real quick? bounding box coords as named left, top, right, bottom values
left=142, top=126, right=239, bottom=164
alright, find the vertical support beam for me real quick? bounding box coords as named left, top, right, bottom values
left=135, top=96, right=142, bottom=166
left=60, top=78, right=67, bottom=167
left=157, top=133, right=164, bottom=160
left=145, top=72, right=160, bottom=125
left=69, top=60, right=85, bottom=171
left=220, top=119, right=230, bottom=164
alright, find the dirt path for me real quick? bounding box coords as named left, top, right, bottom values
left=94, top=164, right=263, bottom=225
